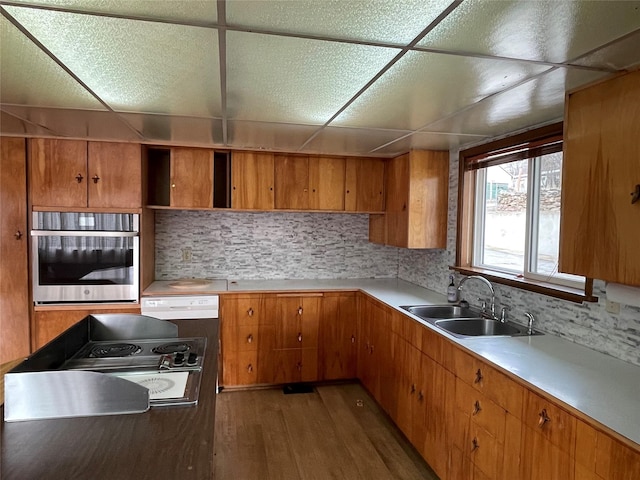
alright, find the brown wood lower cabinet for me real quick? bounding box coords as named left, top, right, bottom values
left=33, top=306, right=141, bottom=350
left=219, top=291, right=640, bottom=480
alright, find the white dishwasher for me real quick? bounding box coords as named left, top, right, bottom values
left=141, top=295, right=219, bottom=320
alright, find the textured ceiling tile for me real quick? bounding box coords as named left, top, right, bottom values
left=0, top=15, right=105, bottom=109
left=226, top=120, right=319, bottom=152
left=227, top=0, right=452, bottom=44
left=226, top=31, right=397, bottom=124
left=425, top=68, right=609, bottom=138
left=332, top=50, right=550, bottom=130
left=418, top=0, right=640, bottom=63
left=573, top=30, right=640, bottom=70
left=5, top=6, right=221, bottom=116
left=302, top=126, right=413, bottom=156
left=7, top=0, right=217, bottom=23
left=119, top=113, right=223, bottom=145
left=1, top=105, right=141, bottom=140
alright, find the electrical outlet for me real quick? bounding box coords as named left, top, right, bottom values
left=605, top=299, right=620, bottom=314
left=181, top=248, right=192, bottom=263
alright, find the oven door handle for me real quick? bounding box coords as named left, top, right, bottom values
left=31, top=230, right=139, bottom=237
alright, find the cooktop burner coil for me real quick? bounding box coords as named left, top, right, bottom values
left=152, top=342, right=192, bottom=355
left=89, top=343, right=142, bottom=358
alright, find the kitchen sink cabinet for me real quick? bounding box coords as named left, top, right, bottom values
left=231, top=151, right=275, bottom=210
left=33, top=306, right=141, bottom=350
left=344, top=156, right=385, bottom=212
left=30, top=139, right=141, bottom=209
left=318, top=292, right=358, bottom=380
left=560, top=69, right=640, bottom=285
left=220, top=294, right=276, bottom=387
left=357, top=295, right=392, bottom=402
left=370, top=149, right=448, bottom=248
left=0, top=137, right=30, bottom=364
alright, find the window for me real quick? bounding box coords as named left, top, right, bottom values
left=455, top=123, right=595, bottom=302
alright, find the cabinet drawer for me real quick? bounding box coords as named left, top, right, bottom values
left=523, top=390, right=576, bottom=455
left=455, top=377, right=507, bottom=442
left=222, top=350, right=258, bottom=386
left=221, top=296, right=271, bottom=326
left=467, top=423, right=501, bottom=479
left=454, top=349, right=524, bottom=418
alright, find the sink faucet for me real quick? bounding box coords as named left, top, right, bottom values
left=457, top=275, right=496, bottom=319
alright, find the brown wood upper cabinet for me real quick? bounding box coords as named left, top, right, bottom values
left=30, top=139, right=142, bottom=209
left=345, top=157, right=385, bottom=212
left=170, top=148, right=213, bottom=208
left=560, top=69, right=640, bottom=286
left=274, top=154, right=347, bottom=211
left=370, top=149, right=448, bottom=248
left=231, top=151, right=275, bottom=210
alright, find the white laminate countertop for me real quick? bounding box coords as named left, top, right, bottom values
left=144, top=277, right=640, bottom=447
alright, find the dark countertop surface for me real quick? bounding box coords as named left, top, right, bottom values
left=1, top=318, right=219, bottom=480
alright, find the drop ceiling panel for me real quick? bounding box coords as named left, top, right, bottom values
left=371, top=130, right=488, bottom=156
left=1, top=105, right=141, bottom=140
left=302, top=126, right=413, bottom=156
left=332, top=50, right=551, bottom=130
left=5, top=6, right=221, bottom=117
left=227, top=0, right=451, bottom=44
left=0, top=16, right=105, bottom=109
left=8, top=0, right=217, bottom=23
left=119, top=113, right=223, bottom=146
left=226, top=31, right=398, bottom=124
left=0, top=110, right=53, bottom=136
left=573, top=30, right=640, bottom=71
left=226, top=120, right=319, bottom=152
left=425, top=68, right=609, bottom=138
left=418, top=0, right=640, bottom=64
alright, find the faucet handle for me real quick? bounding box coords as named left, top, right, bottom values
left=477, top=297, right=487, bottom=312
left=500, top=306, right=510, bottom=322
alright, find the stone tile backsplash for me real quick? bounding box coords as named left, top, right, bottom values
left=155, top=149, right=640, bottom=367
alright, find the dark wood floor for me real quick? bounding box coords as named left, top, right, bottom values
left=214, top=383, right=439, bottom=480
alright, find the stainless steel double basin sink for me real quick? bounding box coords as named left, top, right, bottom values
left=400, top=304, right=541, bottom=338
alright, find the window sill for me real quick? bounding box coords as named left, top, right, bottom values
left=450, top=266, right=598, bottom=304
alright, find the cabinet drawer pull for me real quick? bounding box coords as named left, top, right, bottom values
left=631, top=184, right=640, bottom=204
left=538, top=408, right=551, bottom=428
left=418, top=391, right=424, bottom=401
left=297, top=306, right=303, bottom=315
left=297, top=332, right=303, bottom=342
left=473, top=400, right=482, bottom=415
left=351, top=335, right=356, bottom=344
left=474, top=369, right=483, bottom=384
left=471, top=437, right=479, bottom=452
left=247, top=364, right=253, bottom=373
left=369, top=345, right=374, bottom=354
left=410, top=384, right=416, bottom=394
left=75, top=173, right=84, bottom=183
left=247, top=307, right=254, bottom=317
left=247, top=334, right=253, bottom=344
left=14, top=231, right=23, bottom=240
left=92, top=174, right=100, bottom=184
left=296, top=362, right=302, bottom=372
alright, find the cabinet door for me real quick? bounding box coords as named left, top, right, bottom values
left=560, top=69, right=640, bottom=284
left=384, top=153, right=411, bottom=247
left=308, top=156, right=345, bottom=211
left=1, top=137, right=30, bottom=363
left=30, top=138, right=87, bottom=207
left=170, top=148, right=213, bottom=208
left=345, top=157, right=385, bottom=212
left=275, top=154, right=309, bottom=209
left=274, top=295, right=320, bottom=349
left=318, top=292, right=357, bottom=380
left=231, top=151, right=274, bottom=209
left=88, top=142, right=141, bottom=208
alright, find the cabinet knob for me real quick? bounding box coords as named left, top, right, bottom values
left=14, top=230, right=23, bottom=240
left=297, top=332, right=303, bottom=343
left=92, top=175, right=100, bottom=184
left=247, top=307, right=254, bottom=317
left=418, top=391, right=424, bottom=401
left=247, top=364, right=253, bottom=373
left=410, top=384, right=416, bottom=394
left=296, top=362, right=302, bottom=372
left=297, top=306, right=303, bottom=315
left=632, top=184, right=640, bottom=204
left=471, top=437, right=479, bottom=452
left=538, top=408, right=551, bottom=428
left=369, top=345, right=374, bottom=354
left=247, top=334, right=253, bottom=344
left=351, top=335, right=356, bottom=344
left=473, top=400, right=482, bottom=415
left=171, top=183, right=176, bottom=188
left=474, top=368, right=483, bottom=384
left=75, top=173, right=84, bottom=183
